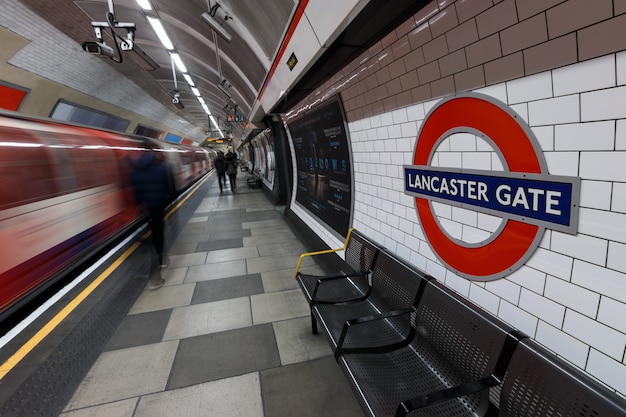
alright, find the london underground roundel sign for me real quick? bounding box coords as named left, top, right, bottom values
left=404, top=93, right=580, bottom=281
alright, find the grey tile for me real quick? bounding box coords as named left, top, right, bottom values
left=129, top=283, right=195, bottom=315
left=136, top=373, right=263, bottom=417
left=185, top=260, right=248, bottom=282
left=163, top=297, right=252, bottom=340
left=209, top=229, right=252, bottom=240
left=192, top=274, right=264, bottom=304
left=167, top=324, right=280, bottom=389
left=60, top=398, right=138, bottom=417
left=205, top=246, right=260, bottom=263
left=273, top=317, right=333, bottom=365
left=251, top=289, right=310, bottom=325
left=260, top=357, right=365, bottom=417
left=105, top=309, right=172, bottom=351
left=64, top=341, right=178, bottom=410
left=196, top=237, right=243, bottom=252
left=261, top=268, right=300, bottom=293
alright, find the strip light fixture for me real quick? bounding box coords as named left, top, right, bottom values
left=142, top=10, right=222, bottom=136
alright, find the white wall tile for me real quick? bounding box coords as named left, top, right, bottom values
left=587, top=350, right=626, bottom=396
left=535, top=321, right=590, bottom=368
left=617, top=50, right=626, bottom=86
left=544, top=276, right=600, bottom=318
left=580, top=152, right=626, bottom=182
left=468, top=283, right=500, bottom=316
left=612, top=183, right=626, bottom=214
left=507, top=71, right=553, bottom=104
left=554, top=121, right=615, bottom=151
left=498, top=300, right=538, bottom=336
left=598, top=296, right=626, bottom=334
left=582, top=86, right=626, bottom=122
left=476, top=83, right=508, bottom=104
left=579, top=180, right=612, bottom=210
left=553, top=55, right=616, bottom=96
left=572, top=259, right=626, bottom=303
left=526, top=247, right=573, bottom=280
left=528, top=95, right=580, bottom=126
left=545, top=151, right=580, bottom=176
left=508, top=265, right=547, bottom=294
left=617, top=120, right=626, bottom=150
left=550, top=231, right=608, bottom=267
left=607, top=241, right=626, bottom=273
left=578, top=207, right=626, bottom=244
left=563, top=310, right=626, bottom=360
left=532, top=125, right=555, bottom=151
left=520, top=288, right=565, bottom=328
left=485, top=279, right=521, bottom=305
left=462, top=152, right=492, bottom=169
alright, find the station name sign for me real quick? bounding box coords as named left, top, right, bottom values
left=405, top=166, right=580, bottom=233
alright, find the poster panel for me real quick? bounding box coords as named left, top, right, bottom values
left=287, top=96, right=352, bottom=237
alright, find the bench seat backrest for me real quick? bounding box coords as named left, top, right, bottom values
left=408, top=281, right=515, bottom=414
left=499, top=338, right=626, bottom=417
left=343, top=231, right=380, bottom=275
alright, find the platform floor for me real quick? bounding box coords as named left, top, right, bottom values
left=59, top=172, right=365, bottom=417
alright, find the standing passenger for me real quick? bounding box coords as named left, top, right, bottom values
left=130, top=142, right=174, bottom=289
left=225, top=150, right=238, bottom=191
left=214, top=150, right=226, bottom=192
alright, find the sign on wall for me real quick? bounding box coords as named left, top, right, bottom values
left=404, top=93, right=580, bottom=281
left=288, top=96, right=352, bottom=237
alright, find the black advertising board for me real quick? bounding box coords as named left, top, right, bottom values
left=287, top=97, right=352, bottom=237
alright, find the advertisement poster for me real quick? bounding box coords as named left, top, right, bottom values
left=287, top=97, right=352, bottom=237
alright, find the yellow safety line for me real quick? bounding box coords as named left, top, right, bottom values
left=293, top=227, right=355, bottom=278
left=0, top=171, right=213, bottom=381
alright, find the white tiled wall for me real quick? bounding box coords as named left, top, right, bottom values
left=328, top=53, right=626, bottom=395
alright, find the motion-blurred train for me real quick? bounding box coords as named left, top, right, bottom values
left=0, top=112, right=215, bottom=321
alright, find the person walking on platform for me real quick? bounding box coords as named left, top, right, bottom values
left=214, top=150, right=227, bottom=192
left=225, top=150, right=238, bottom=191
left=130, top=142, right=174, bottom=289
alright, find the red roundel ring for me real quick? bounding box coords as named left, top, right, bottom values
left=413, top=94, right=545, bottom=280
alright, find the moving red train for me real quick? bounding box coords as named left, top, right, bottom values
left=0, top=112, right=215, bottom=320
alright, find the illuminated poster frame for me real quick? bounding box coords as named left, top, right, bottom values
left=287, top=96, right=353, bottom=237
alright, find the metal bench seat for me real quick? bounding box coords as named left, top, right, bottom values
left=313, top=250, right=431, bottom=359
left=499, top=338, right=626, bottom=417
left=295, top=229, right=381, bottom=334
left=338, top=280, right=522, bottom=417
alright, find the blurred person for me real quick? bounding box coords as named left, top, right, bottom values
left=225, top=150, right=238, bottom=191
left=214, top=150, right=226, bottom=192
left=130, top=142, right=174, bottom=289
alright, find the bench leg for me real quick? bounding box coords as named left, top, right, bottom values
left=311, top=312, right=318, bottom=335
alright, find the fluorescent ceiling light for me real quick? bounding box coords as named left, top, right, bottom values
left=136, top=0, right=152, bottom=10
left=202, top=103, right=211, bottom=114
left=197, top=97, right=205, bottom=105
left=210, top=115, right=223, bottom=137
left=170, top=53, right=187, bottom=73
left=191, top=87, right=201, bottom=96
left=183, top=73, right=195, bottom=86
left=147, top=17, right=173, bottom=50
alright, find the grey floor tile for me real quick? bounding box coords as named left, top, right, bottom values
left=59, top=398, right=138, bottom=417
left=136, top=373, right=263, bottom=417
left=196, top=237, right=243, bottom=252
left=205, top=246, right=259, bottom=263
left=258, top=239, right=308, bottom=257
left=64, top=341, right=179, bottom=410
left=105, top=309, right=172, bottom=351
left=129, top=283, right=195, bottom=315
left=167, top=324, right=280, bottom=389
left=192, top=274, right=264, bottom=304
left=273, top=317, right=333, bottom=365
left=168, top=252, right=207, bottom=268
left=247, top=254, right=303, bottom=274
left=163, top=297, right=252, bottom=340
left=209, top=229, right=252, bottom=240
left=261, top=268, right=300, bottom=293
left=251, top=289, right=310, bottom=325
left=185, top=260, right=248, bottom=282
left=260, top=357, right=365, bottom=417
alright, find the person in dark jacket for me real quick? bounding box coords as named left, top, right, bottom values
left=214, top=151, right=226, bottom=192
left=130, top=144, right=174, bottom=289
left=224, top=150, right=238, bottom=191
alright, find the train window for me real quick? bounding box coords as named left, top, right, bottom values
left=0, top=127, right=59, bottom=210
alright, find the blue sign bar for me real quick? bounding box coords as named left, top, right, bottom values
left=404, top=166, right=580, bottom=233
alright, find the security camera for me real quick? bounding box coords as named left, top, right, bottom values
left=172, top=96, right=184, bottom=109
left=82, top=41, right=115, bottom=57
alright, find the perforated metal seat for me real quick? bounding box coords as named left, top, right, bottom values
left=338, top=281, right=518, bottom=417
left=313, top=250, right=430, bottom=358
left=296, top=230, right=380, bottom=333
left=499, top=338, right=626, bottom=417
